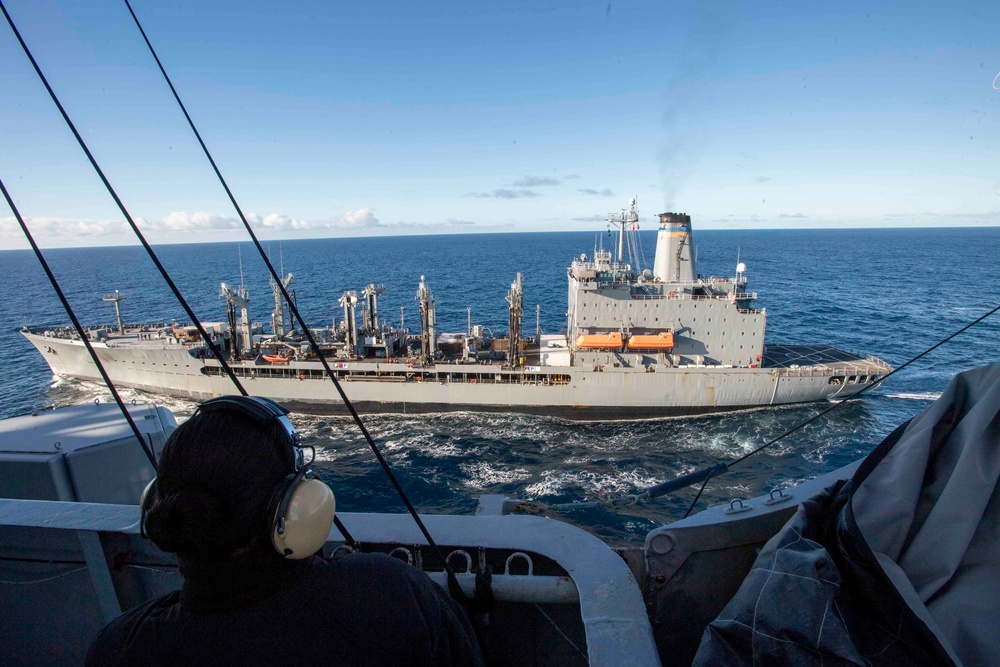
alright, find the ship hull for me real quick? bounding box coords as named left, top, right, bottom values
left=23, top=331, right=887, bottom=420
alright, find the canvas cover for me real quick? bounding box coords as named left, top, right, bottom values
left=694, top=363, right=1000, bottom=666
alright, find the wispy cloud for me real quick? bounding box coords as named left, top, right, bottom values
left=755, top=176, right=772, bottom=183
left=563, top=174, right=580, bottom=180
left=578, top=188, right=615, bottom=196
left=465, top=189, right=540, bottom=199
left=494, top=189, right=541, bottom=199
left=511, top=175, right=560, bottom=187
left=572, top=214, right=606, bottom=223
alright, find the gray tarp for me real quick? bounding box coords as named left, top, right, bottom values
left=693, top=363, right=1000, bottom=666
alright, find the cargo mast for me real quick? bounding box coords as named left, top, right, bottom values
left=505, top=273, right=524, bottom=368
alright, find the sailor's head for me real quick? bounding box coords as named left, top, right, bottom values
left=141, top=396, right=335, bottom=561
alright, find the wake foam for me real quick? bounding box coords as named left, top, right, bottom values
left=885, top=392, right=941, bottom=401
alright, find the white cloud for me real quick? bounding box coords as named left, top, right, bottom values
left=0, top=209, right=513, bottom=247
left=330, top=208, right=381, bottom=229
left=0, top=215, right=125, bottom=243
left=137, top=208, right=380, bottom=233
left=141, top=211, right=241, bottom=232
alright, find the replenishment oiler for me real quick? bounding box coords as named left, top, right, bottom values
left=22, top=200, right=890, bottom=419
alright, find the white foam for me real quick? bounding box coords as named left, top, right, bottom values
left=522, top=468, right=660, bottom=500
left=459, top=461, right=531, bottom=488
left=885, top=392, right=941, bottom=401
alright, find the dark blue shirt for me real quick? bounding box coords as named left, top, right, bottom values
left=86, top=553, right=483, bottom=667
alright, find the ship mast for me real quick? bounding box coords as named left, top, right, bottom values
left=269, top=272, right=293, bottom=339
left=415, top=276, right=436, bottom=365
left=338, top=291, right=359, bottom=358
left=101, top=290, right=126, bottom=334
left=363, top=283, right=385, bottom=332
left=606, top=197, right=639, bottom=269
left=220, top=282, right=251, bottom=359
left=505, top=273, right=524, bottom=369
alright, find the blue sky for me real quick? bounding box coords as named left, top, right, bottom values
left=0, top=0, right=997, bottom=248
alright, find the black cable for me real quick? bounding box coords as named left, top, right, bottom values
left=682, top=474, right=712, bottom=520
left=0, top=0, right=247, bottom=398
left=123, top=0, right=461, bottom=596
left=0, top=555, right=176, bottom=568
left=727, top=300, right=1000, bottom=468
left=552, top=301, right=1000, bottom=515
left=0, top=178, right=158, bottom=469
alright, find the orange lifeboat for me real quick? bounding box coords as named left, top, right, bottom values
left=626, top=332, right=674, bottom=350
left=262, top=354, right=291, bottom=363
left=576, top=332, right=623, bottom=349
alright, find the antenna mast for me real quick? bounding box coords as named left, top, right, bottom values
left=102, top=290, right=126, bottom=334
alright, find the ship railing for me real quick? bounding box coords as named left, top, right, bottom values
left=0, top=497, right=660, bottom=666
left=201, top=364, right=572, bottom=386
left=629, top=291, right=759, bottom=302
left=570, top=259, right=634, bottom=273
left=776, top=360, right=891, bottom=378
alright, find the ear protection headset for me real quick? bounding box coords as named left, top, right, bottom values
left=139, top=396, right=336, bottom=559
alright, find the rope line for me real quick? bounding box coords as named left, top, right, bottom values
left=543, top=301, right=1000, bottom=515
left=729, top=300, right=1000, bottom=468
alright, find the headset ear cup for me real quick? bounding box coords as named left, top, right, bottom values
left=270, top=477, right=336, bottom=559
left=139, top=477, right=157, bottom=539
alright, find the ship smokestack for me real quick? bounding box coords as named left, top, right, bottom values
left=652, top=212, right=697, bottom=283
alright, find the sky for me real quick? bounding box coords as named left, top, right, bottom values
left=0, top=0, right=997, bottom=249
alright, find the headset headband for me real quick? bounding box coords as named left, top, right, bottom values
left=197, top=396, right=301, bottom=470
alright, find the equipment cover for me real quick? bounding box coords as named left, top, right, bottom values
left=694, top=363, right=1000, bottom=667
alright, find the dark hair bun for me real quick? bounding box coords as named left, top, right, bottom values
left=144, top=489, right=239, bottom=555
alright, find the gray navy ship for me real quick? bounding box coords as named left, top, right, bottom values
left=22, top=200, right=890, bottom=419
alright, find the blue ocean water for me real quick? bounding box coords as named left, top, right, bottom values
left=1, top=227, right=998, bottom=544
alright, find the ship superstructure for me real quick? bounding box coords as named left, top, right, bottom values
left=22, top=201, right=891, bottom=419
left=567, top=200, right=765, bottom=370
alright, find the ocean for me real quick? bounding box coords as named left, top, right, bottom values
left=1, top=227, right=997, bottom=545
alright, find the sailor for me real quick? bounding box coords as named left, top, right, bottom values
left=86, top=396, right=484, bottom=667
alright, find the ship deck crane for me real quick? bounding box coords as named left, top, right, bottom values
left=505, top=273, right=524, bottom=369
left=415, top=277, right=436, bottom=365
left=269, top=272, right=293, bottom=339
left=220, top=282, right=251, bottom=359
left=339, top=291, right=359, bottom=359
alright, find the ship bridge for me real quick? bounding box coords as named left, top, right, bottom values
left=566, top=205, right=767, bottom=368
